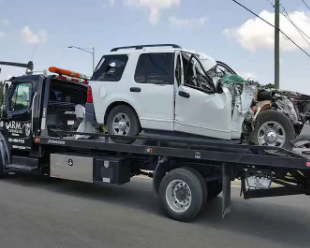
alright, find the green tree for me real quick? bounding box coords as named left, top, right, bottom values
left=264, top=83, right=276, bottom=89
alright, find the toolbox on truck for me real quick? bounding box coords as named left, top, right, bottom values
left=50, top=153, right=131, bottom=185
left=93, top=156, right=131, bottom=185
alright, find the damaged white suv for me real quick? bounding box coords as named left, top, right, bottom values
left=87, top=44, right=295, bottom=150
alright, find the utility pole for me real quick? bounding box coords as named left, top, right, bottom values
left=275, top=0, right=280, bottom=89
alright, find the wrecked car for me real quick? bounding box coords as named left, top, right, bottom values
left=210, top=60, right=310, bottom=150
left=84, top=44, right=307, bottom=152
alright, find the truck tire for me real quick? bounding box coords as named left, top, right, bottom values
left=107, top=105, right=140, bottom=144
left=251, top=110, right=295, bottom=152
left=158, top=167, right=205, bottom=222
left=207, top=180, right=222, bottom=201
left=183, top=167, right=207, bottom=206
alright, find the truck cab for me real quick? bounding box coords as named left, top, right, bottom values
left=0, top=67, right=88, bottom=159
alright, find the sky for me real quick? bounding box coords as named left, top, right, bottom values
left=1, top=0, right=310, bottom=93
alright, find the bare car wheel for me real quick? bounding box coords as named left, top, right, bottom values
left=251, top=110, right=295, bottom=152
left=107, top=105, right=140, bottom=144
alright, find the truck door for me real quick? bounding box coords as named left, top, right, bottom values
left=1, top=79, right=34, bottom=150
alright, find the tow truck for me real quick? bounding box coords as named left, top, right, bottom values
left=0, top=60, right=310, bottom=222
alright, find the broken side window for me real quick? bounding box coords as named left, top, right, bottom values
left=184, top=56, right=213, bottom=93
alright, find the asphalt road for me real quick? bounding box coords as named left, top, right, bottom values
left=0, top=175, right=309, bottom=248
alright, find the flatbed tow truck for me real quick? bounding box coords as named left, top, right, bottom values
left=0, top=60, right=310, bottom=222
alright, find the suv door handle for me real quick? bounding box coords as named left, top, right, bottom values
left=130, top=87, right=141, bottom=93
left=178, top=91, right=190, bottom=98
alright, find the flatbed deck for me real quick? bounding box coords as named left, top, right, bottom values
left=30, top=129, right=310, bottom=221
left=37, top=130, right=310, bottom=170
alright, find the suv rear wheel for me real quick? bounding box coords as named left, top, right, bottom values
left=107, top=105, right=140, bottom=144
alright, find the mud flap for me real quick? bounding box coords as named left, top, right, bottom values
left=153, top=156, right=168, bottom=196
left=222, top=163, right=232, bottom=218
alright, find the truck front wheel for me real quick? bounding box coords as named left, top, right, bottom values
left=158, top=167, right=205, bottom=222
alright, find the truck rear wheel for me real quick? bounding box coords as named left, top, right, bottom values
left=158, top=167, right=205, bottom=222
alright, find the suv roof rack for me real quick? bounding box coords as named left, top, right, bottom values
left=110, top=44, right=181, bottom=52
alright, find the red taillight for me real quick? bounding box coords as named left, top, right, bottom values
left=87, top=86, right=93, bottom=103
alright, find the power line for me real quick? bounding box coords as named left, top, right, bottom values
left=231, top=0, right=278, bottom=30
left=266, top=0, right=274, bottom=7
left=302, top=0, right=310, bottom=11
left=268, top=2, right=310, bottom=44
left=231, top=0, right=310, bottom=58
left=281, top=6, right=310, bottom=46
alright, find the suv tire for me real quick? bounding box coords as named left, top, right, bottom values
left=251, top=110, right=295, bottom=152
left=107, top=105, right=140, bottom=144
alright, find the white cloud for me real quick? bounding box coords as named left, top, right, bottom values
left=2, top=19, right=10, bottom=26
left=0, top=31, right=5, bottom=38
left=223, top=10, right=310, bottom=51
left=124, top=0, right=180, bottom=24
left=169, top=15, right=207, bottom=29
left=20, top=26, right=47, bottom=44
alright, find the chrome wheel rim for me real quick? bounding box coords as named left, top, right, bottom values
left=257, top=121, right=286, bottom=148
left=112, top=113, right=130, bottom=135
left=166, top=180, right=192, bottom=213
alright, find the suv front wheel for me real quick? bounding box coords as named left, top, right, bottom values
left=251, top=110, right=295, bottom=152
left=107, top=105, right=140, bottom=144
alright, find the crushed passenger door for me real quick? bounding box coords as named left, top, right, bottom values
left=174, top=53, right=233, bottom=140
